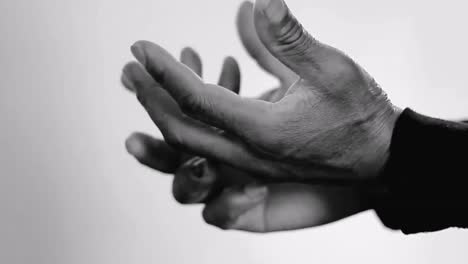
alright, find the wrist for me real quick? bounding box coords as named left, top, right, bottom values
left=359, top=104, right=403, bottom=181
left=376, top=105, right=403, bottom=179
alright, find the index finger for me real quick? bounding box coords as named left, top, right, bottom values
left=131, top=40, right=273, bottom=142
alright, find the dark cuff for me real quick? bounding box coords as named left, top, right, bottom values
left=374, top=108, right=468, bottom=234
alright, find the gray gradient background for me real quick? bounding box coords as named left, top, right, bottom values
left=1, top=0, right=467, bottom=263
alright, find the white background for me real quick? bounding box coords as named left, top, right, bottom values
left=1, top=0, right=467, bottom=263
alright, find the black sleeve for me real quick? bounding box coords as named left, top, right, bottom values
left=374, top=108, right=468, bottom=234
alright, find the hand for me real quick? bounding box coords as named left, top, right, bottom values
left=128, top=0, right=401, bottom=183
left=122, top=2, right=369, bottom=232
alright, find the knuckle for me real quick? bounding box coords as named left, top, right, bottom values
left=136, top=92, right=147, bottom=106
left=179, top=93, right=203, bottom=114
left=172, top=191, right=190, bottom=204
left=172, top=182, right=190, bottom=204
left=206, top=215, right=235, bottom=230
left=202, top=205, right=237, bottom=230
left=202, top=207, right=223, bottom=228
left=164, top=129, right=184, bottom=149
left=146, top=60, right=166, bottom=81
left=274, top=17, right=316, bottom=58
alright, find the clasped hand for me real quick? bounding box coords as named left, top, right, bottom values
left=122, top=0, right=400, bottom=232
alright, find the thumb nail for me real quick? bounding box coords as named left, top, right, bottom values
left=257, top=0, right=287, bottom=24
left=244, top=183, right=268, bottom=200
left=131, top=43, right=146, bottom=66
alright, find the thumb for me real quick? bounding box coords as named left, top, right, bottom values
left=237, top=1, right=297, bottom=85
left=253, top=0, right=328, bottom=78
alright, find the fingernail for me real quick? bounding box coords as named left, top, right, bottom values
left=131, top=43, right=146, bottom=66
left=257, top=0, right=287, bottom=24
left=244, top=183, right=268, bottom=200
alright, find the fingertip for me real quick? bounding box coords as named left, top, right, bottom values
left=125, top=132, right=147, bottom=158
left=224, top=56, right=239, bottom=67
left=201, top=204, right=217, bottom=227
left=254, top=0, right=317, bottom=78
left=241, top=0, right=254, bottom=8
left=122, top=61, right=155, bottom=95
left=131, top=41, right=148, bottom=66
left=121, top=70, right=135, bottom=92
left=180, top=46, right=203, bottom=76
left=180, top=47, right=199, bottom=60
left=218, top=56, right=241, bottom=93
left=132, top=41, right=201, bottom=92
left=122, top=61, right=143, bottom=79
left=238, top=1, right=254, bottom=20
left=255, top=0, right=287, bottom=24
left=237, top=1, right=257, bottom=49
left=223, top=56, right=240, bottom=76
left=131, top=40, right=170, bottom=70
left=131, top=40, right=153, bottom=50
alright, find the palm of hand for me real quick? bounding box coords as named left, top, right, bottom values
left=258, top=64, right=395, bottom=181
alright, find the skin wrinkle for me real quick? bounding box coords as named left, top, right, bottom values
left=124, top=0, right=404, bottom=232
left=124, top=39, right=358, bottom=231
left=273, top=4, right=318, bottom=58
left=279, top=115, right=362, bottom=164
left=277, top=28, right=314, bottom=60
left=265, top=85, right=387, bottom=179
left=268, top=69, right=391, bottom=179
left=275, top=15, right=302, bottom=45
